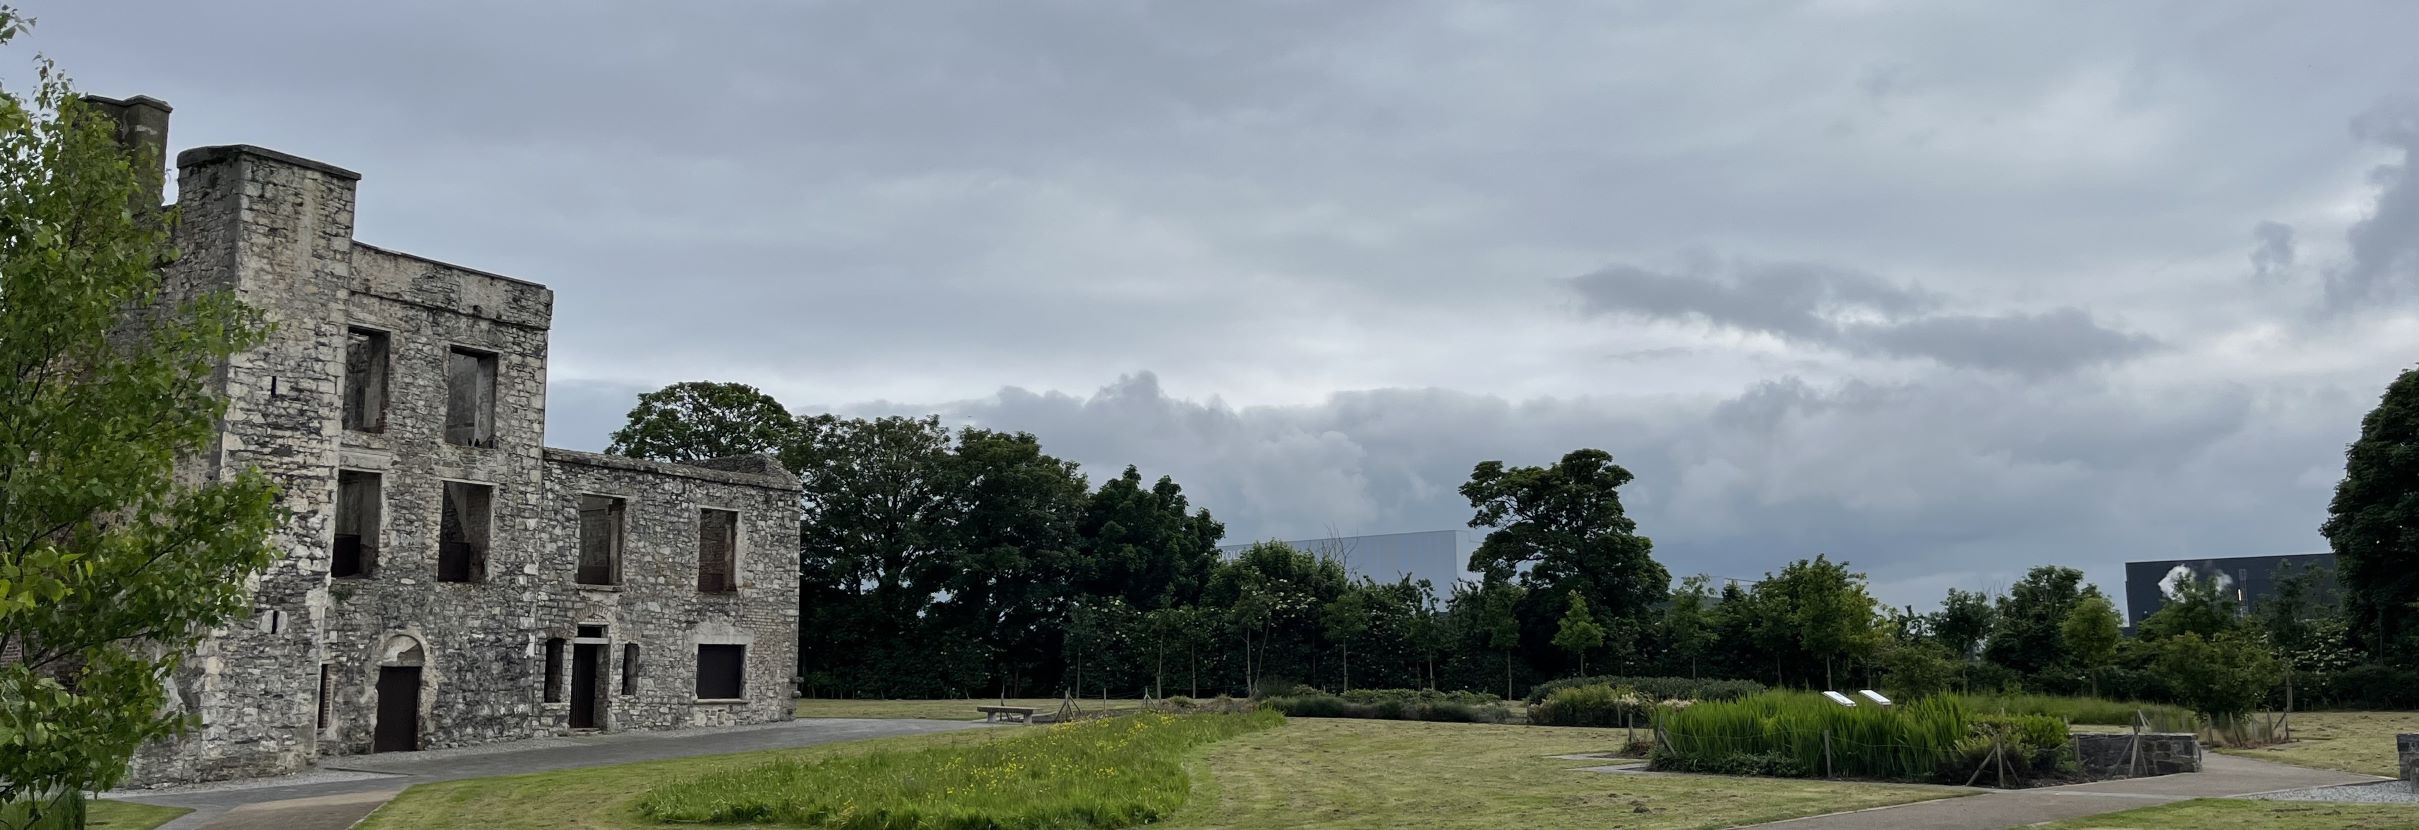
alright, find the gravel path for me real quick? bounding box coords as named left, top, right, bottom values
left=2244, top=779, right=2419, bottom=804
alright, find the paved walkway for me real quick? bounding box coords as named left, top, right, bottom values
left=106, top=717, right=993, bottom=830
left=1740, top=753, right=2384, bottom=829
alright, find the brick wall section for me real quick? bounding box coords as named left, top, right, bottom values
left=122, top=142, right=803, bottom=786
left=2074, top=733, right=2201, bottom=779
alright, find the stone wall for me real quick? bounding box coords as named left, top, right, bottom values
left=2399, top=733, right=2417, bottom=785
left=2074, top=733, right=2201, bottom=779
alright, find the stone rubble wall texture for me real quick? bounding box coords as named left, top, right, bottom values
left=124, top=142, right=802, bottom=786
left=2399, top=733, right=2417, bottom=785
left=2073, top=733, right=2202, bottom=780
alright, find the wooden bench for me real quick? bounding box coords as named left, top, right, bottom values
left=977, top=705, right=1039, bottom=723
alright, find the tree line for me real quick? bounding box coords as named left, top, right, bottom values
left=611, top=375, right=2419, bottom=710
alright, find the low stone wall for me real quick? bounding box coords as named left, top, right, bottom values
left=2075, top=733, right=2200, bottom=779
left=2398, top=733, right=2416, bottom=784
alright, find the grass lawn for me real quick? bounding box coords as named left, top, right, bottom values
left=792, top=697, right=1147, bottom=720
left=359, top=716, right=1956, bottom=830
left=2031, top=798, right=2419, bottom=829
left=2211, top=711, right=2419, bottom=778
left=87, top=800, right=191, bottom=830
left=1162, top=718, right=1957, bottom=830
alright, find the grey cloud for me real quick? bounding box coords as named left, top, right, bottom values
left=2251, top=220, right=2296, bottom=283
left=2326, top=98, right=2419, bottom=312
left=1570, top=258, right=2154, bottom=377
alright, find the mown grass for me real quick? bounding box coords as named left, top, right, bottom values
left=638, top=711, right=1282, bottom=829
left=357, top=714, right=1954, bottom=830
left=793, top=698, right=1146, bottom=720
left=2031, top=798, right=2419, bottom=829
left=85, top=800, right=190, bottom=830
left=2211, top=710, right=2419, bottom=777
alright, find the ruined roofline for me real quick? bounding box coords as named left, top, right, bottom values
left=541, top=447, right=801, bottom=491
left=177, top=144, right=361, bottom=181
left=353, top=240, right=551, bottom=292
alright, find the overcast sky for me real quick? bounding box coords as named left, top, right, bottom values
left=32, top=1, right=2419, bottom=612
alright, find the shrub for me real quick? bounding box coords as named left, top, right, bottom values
left=639, top=711, right=1281, bottom=828
left=1652, top=692, right=2070, bottom=785
left=1263, top=689, right=1510, bottom=723
left=1529, top=684, right=1657, bottom=728
left=1953, top=694, right=2193, bottom=731
left=1525, top=675, right=1764, bottom=705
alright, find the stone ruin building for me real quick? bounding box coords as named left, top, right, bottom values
left=79, top=96, right=804, bottom=786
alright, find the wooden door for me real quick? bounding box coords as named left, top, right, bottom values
left=374, top=666, right=420, bottom=752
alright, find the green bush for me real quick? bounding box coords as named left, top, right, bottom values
left=1529, top=684, right=1657, bottom=728
left=1525, top=675, right=1764, bottom=705
left=638, top=711, right=1281, bottom=828
left=1652, top=691, right=2071, bottom=784
left=1263, top=689, right=1509, bottom=723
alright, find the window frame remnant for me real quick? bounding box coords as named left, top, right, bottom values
left=438, top=481, right=493, bottom=583
left=696, top=507, right=739, bottom=593
left=333, top=469, right=382, bottom=578
left=442, top=346, right=499, bottom=447
left=694, top=644, right=745, bottom=700
left=576, top=494, right=625, bottom=586
left=343, top=327, right=390, bottom=433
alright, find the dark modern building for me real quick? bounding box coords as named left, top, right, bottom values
left=2122, top=552, right=2337, bottom=627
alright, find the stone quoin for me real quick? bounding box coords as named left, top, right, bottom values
left=77, top=95, right=804, bottom=786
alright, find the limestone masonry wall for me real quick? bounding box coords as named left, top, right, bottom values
left=120, top=113, right=802, bottom=786
left=2074, top=733, right=2201, bottom=780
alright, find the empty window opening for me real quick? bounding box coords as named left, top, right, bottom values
left=697, top=508, right=739, bottom=593
left=333, top=470, right=381, bottom=578
left=576, top=495, right=624, bottom=586
left=343, top=328, right=390, bottom=433
left=620, top=644, right=638, bottom=696
left=443, top=347, right=498, bottom=447
left=317, top=663, right=332, bottom=730
left=438, top=482, right=492, bottom=583
left=695, top=644, right=745, bottom=699
left=543, top=637, right=565, bottom=703
left=576, top=624, right=606, bottom=640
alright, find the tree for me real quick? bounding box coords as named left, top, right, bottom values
left=1475, top=578, right=1527, bottom=699
left=790, top=415, right=957, bottom=696
left=1322, top=584, right=1375, bottom=691
left=1930, top=588, right=1996, bottom=661
left=1462, top=449, right=1669, bottom=680
left=928, top=428, right=1089, bottom=697
left=1985, top=566, right=2095, bottom=680
left=1551, top=591, right=1607, bottom=676
left=2152, top=630, right=2281, bottom=725
left=0, top=30, right=282, bottom=822
left=1756, top=556, right=1885, bottom=689
left=2137, top=574, right=2241, bottom=642
left=2322, top=371, right=2419, bottom=659
left=1879, top=640, right=1958, bottom=699
left=1079, top=466, right=1225, bottom=611
left=2060, top=594, right=2122, bottom=697
left=605, top=380, right=798, bottom=463
left=1663, top=575, right=1718, bottom=677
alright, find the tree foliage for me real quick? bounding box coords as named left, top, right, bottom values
left=2060, top=594, right=2122, bottom=696
left=2321, top=367, right=2419, bottom=659
left=605, top=380, right=798, bottom=463
left=1551, top=591, right=1606, bottom=676
left=0, top=18, right=280, bottom=812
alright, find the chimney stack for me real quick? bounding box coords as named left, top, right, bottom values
left=78, top=94, right=172, bottom=210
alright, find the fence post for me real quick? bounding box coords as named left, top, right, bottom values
left=1823, top=730, right=1834, bottom=779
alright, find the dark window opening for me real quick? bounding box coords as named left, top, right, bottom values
left=697, top=508, right=738, bottom=593
left=543, top=637, right=565, bottom=703
left=695, top=644, right=745, bottom=699
left=317, top=663, right=332, bottom=730
left=343, top=328, right=390, bottom=433
left=576, top=495, right=624, bottom=586
left=576, top=624, right=606, bottom=639
left=333, top=470, right=381, bottom=578
left=443, top=347, right=498, bottom=447
left=438, top=482, right=492, bottom=583
left=620, top=644, right=638, bottom=696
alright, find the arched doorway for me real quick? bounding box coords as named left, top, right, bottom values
left=374, top=635, right=426, bottom=752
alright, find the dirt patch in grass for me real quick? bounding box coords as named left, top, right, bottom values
left=2031, top=798, right=2419, bottom=829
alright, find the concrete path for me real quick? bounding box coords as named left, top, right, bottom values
left=106, top=717, right=992, bottom=830
left=1741, top=753, right=2383, bottom=829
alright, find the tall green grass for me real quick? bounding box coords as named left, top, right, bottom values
left=639, top=710, right=1282, bottom=829
left=1653, top=691, right=2067, bottom=783
left=1954, top=694, right=2194, bottom=730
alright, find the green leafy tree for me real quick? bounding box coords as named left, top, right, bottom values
left=929, top=428, right=1089, bottom=697
left=1079, top=466, right=1225, bottom=611
left=1930, top=588, right=1996, bottom=661
left=2322, top=371, right=2419, bottom=659
left=0, top=25, right=282, bottom=821
left=2137, top=574, right=2241, bottom=642
left=605, top=380, right=798, bottom=462
left=1756, top=556, right=1886, bottom=689
left=1551, top=591, right=1607, bottom=676
left=1879, top=640, right=1958, bottom=699
left=789, top=414, right=957, bottom=696
left=1663, top=575, right=1719, bottom=677
left=2060, top=594, right=2123, bottom=697
left=1475, top=578, right=1527, bottom=699
left=1984, top=566, right=2096, bottom=680
left=1462, top=449, right=1669, bottom=677
left=2152, top=630, right=2281, bottom=725
left=1321, top=584, right=1375, bottom=691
